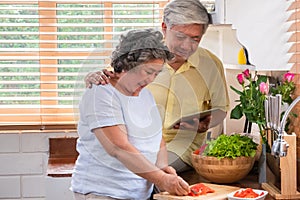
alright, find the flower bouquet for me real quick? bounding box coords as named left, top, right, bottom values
left=230, top=69, right=296, bottom=150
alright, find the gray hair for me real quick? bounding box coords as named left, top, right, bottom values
left=163, top=0, right=212, bottom=33
left=111, top=28, right=173, bottom=73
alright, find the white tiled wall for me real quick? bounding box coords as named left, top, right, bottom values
left=0, top=132, right=77, bottom=200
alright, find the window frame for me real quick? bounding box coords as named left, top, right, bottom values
left=0, top=0, right=169, bottom=131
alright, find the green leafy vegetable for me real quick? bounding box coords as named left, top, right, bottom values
left=203, top=134, right=258, bottom=159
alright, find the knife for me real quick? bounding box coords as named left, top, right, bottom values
left=276, top=94, right=282, bottom=132
left=269, top=96, right=276, bottom=130
left=264, top=99, right=269, bottom=129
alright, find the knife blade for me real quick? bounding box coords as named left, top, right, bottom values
left=276, top=94, right=282, bottom=131
left=269, top=95, right=276, bottom=130
left=264, top=99, right=269, bottom=129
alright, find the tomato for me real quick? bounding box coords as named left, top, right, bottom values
left=233, top=188, right=259, bottom=198
left=193, top=149, right=200, bottom=155
left=188, top=183, right=215, bottom=196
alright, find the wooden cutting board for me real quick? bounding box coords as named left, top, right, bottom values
left=153, top=183, right=240, bottom=200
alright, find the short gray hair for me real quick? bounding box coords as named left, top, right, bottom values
left=111, top=28, right=173, bottom=73
left=163, top=0, right=212, bottom=33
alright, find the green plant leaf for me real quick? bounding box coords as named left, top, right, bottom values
left=257, top=75, right=268, bottom=84
left=230, top=85, right=243, bottom=95
left=230, top=105, right=243, bottom=119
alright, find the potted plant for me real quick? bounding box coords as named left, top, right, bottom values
left=191, top=134, right=258, bottom=184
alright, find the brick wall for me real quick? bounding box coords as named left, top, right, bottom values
left=0, top=132, right=77, bottom=200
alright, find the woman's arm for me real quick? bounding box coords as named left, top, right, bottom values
left=155, top=138, right=177, bottom=175
left=93, top=125, right=190, bottom=196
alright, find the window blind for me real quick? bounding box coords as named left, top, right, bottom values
left=0, top=0, right=168, bottom=130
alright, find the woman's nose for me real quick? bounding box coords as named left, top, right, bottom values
left=147, top=73, right=157, bottom=83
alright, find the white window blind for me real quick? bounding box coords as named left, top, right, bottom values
left=0, top=0, right=168, bottom=130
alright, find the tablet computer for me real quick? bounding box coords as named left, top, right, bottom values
left=168, top=108, right=222, bottom=129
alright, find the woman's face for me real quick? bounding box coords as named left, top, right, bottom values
left=163, top=23, right=204, bottom=62
left=117, top=59, right=164, bottom=95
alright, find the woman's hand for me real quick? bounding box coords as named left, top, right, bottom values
left=162, top=166, right=177, bottom=175
left=84, top=69, right=117, bottom=88
left=156, top=174, right=190, bottom=196
left=173, top=115, right=211, bottom=133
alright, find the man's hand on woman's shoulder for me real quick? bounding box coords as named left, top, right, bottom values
left=84, top=69, right=117, bottom=88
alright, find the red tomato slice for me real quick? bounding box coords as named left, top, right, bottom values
left=233, top=188, right=259, bottom=198
left=188, top=183, right=215, bottom=196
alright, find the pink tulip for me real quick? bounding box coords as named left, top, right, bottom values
left=242, top=69, right=251, bottom=79
left=283, top=72, right=295, bottom=82
left=237, top=74, right=244, bottom=84
left=259, top=82, right=269, bottom=95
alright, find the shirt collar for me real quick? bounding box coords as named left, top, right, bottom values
left=166, top=61, right=195, bottom=74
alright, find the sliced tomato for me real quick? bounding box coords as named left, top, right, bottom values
left=188, top=183, right=215, bottom=196
left=233, top=188, right=259, bottom=198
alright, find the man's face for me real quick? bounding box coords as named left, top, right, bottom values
left=163, top=24, right=204, bottom=62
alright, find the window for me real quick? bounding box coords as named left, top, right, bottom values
left=0, top=0, right=168, bottom=130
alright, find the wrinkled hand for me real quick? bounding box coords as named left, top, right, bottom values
left=173, top=115, right=211, bottom=133
left=162, top=166, right=177, bottom=175
left=198, top=115, right=211, bottom=132
left=84, top=69, right=117, bottom=88
left=156, top=174, right=190, bottom=196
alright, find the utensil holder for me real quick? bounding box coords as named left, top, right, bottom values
left=262, top=133, right=300, bottom=199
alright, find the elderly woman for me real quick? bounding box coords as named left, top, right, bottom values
left=71, top=28, right=190, bottom=200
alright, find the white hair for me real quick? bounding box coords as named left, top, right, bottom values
left=163, top=0, right=212, bottom=33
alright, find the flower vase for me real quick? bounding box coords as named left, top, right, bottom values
left=249, top=123, right=263, bottom=161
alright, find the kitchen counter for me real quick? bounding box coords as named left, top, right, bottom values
left=47, top=137, right=299, bottom=199
left=47, top=161, right=276, bottom=199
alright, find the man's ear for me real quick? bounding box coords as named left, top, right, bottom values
left=161, top=22, right=167, bottom=35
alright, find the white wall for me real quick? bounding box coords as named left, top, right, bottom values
left=213, top=0, right=293, bottom=71
left=0, top=132, right=77, bottom=200
left=200, top=25, right=248, bottom=134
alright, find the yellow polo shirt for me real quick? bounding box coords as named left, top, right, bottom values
left=147, top=47, right=229, bottom=166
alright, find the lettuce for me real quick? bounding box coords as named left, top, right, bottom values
left=203, top=134, right=258, bottom=159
